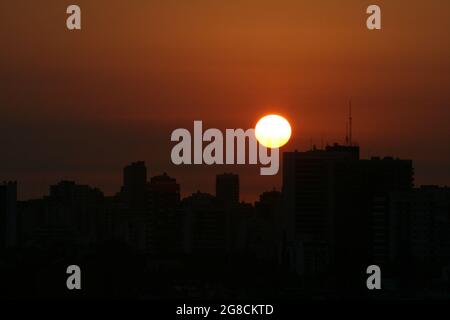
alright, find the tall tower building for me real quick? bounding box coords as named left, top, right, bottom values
left=282, top=144, right=360, bottom=245
left=216, top=173, right=239, bottom=207
left=120, top=161, right=149, bottom=208
left=390, top=186, right=450, bottom=265
left=182, top=191, right=227, bottom=256
left=123, top=161, right=147, bottom=190
left=282, top=143, right=413, bottom=282
left=149, top=172, right=180, bottom=208
left=148, top=173, right=182, bottom=257
left=0, top=181, right=17, bottom=248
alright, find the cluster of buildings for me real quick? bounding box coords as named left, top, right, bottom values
left=2, top=162, right=278, bottom=263
left=1, top=144, right=450, bottom=291
left=282, top=144, right=450, bottom=291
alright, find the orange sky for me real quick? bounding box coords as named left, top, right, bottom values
left=1, top=0, right=450, bottom=201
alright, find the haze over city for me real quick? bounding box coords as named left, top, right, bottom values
left=1, top=0, right=450, bottom=201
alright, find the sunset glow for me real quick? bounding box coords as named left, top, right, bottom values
left=255, top=115, right=292, bottom=148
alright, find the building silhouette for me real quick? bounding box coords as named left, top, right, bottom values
left=253, top=190, right=283, bottom=261
left=390, top=186, right=450, bottom=288
left=2, top=152, right=449, bottom=298
left=149, top=172, right=182, bottom=257
left=119, top=161, right=149, bottom=208
left=108, top=165, right=184, bottom=257
left=18, top=181, right=104, bottom=247
left=282, top=144, right=360, bottom=276
left=359, top=156, right=413, bottom=267
left=149, top=172, right=180, bottom=207
left=0, top=181, right=17, bottom=248
left=216, top=173, right=239, bottom=207
left=182, top=191, right=228, bottom=257
left=282, top=143, right=414, bottom=293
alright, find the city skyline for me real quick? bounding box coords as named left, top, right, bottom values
left=2, top=0, right=450, bottom=202
left=2, top=0, right=450, bottom=304
left=5, top=140, right=450, bottom=203
left=3, top=142, right=450, bottom=299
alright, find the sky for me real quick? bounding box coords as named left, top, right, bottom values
left=1, top=0, right=450, bottom=201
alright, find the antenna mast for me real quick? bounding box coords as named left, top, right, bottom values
left=349, top=100, right=352, bottom=146
left=345, top=122, right=349, bottom=145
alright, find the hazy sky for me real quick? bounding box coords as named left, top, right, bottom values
left=1, top=0, right=450, bottom=201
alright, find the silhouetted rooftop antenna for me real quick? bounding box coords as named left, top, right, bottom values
left=345, top=122, right=349, bottom=145
left=349, top=100, right=353, bottom=146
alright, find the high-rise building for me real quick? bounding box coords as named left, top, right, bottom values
left=18, top=181, right=104, bottom=246
left=388, top=186, right=450, bottom=288
left=283, top=144, right=360, bottom=241
left=0, top=181, right=17, bottom=248
left=49, top=181, right=104, bottom=243
left=124, top=161, right=147, bottom=188
left=216, top=173, right=239, bottom=207
left=149, top=172, right=180, bottom=208
left=253, top=190, right=283, bottom=261
left=282, top=144, right=414, bottom=282
left=282, top=144, right=360, bottom=275
left=359, top=157, right=413, bottom=266
left=148, top=173, right=182, bottom=257
left=182, top=191, right=228, bottom=256
left=119, top=161, right=149, bottom=208
left=50, top=180, right=103, bottom=206
left=390, top=186, right=450, bottom=263
left=255, top=190, right=282, bottom=220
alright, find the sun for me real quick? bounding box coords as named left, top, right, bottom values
left=255, top=114, right=292, bottom=148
